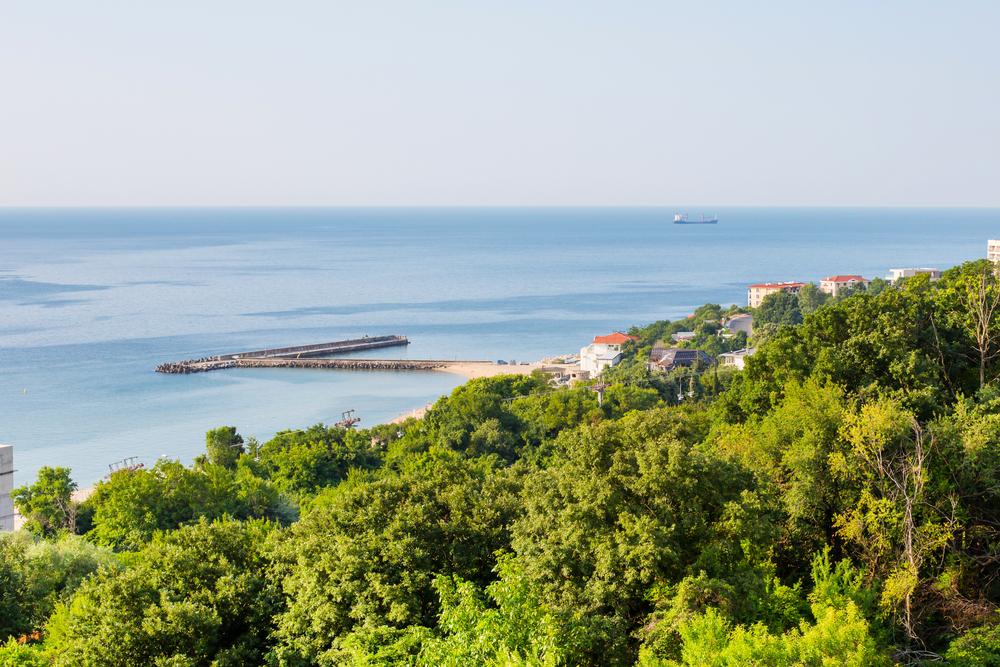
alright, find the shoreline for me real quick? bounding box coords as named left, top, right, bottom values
left=389, top=360, right=581, bottom=423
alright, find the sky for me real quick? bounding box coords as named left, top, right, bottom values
left=0, top=1, right=997, bottom=207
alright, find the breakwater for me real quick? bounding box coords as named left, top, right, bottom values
left=156, top=335, right=414, bottom=373
left=219, top=335, right=408, bottom=360
left=156, top=357, right=493, bottom=374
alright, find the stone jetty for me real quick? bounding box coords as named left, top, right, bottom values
left=157, top=358, right=491, bottom=374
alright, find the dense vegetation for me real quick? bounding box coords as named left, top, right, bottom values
left=6, top=261, right=1000, bottom=665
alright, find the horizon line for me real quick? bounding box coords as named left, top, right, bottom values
left=2, top=204, right=1000, bottom=211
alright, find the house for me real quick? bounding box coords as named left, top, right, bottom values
left=580, top=332, right=639, bottom=374
left=989, top=239, right=1000, bottom=263
left=646, top=347, right=715, bottom=373
left=747, top=281, right=806, bottom=308
left=886, top=268, right=940, bottom=283
left=671, top=331, right=697, bottom=343
left=820, top=275, right=871, bottom=296
left=0, top=446, right=13, bottom=532
left=718, top=347, right=756, bottom=370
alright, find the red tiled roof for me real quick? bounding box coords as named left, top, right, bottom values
left=747, top=282, right=806, bottom=289
left=592, top=332, right=639, bottom=345
left=822, top=275, right=868, bottom=282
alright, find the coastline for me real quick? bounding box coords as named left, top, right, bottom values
left=388, top=360, right=581, bottom=423
left=438, top=361, right=546, bottom=380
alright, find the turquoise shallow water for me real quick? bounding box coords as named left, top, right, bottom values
left=2, top=207, right=998, bottom=485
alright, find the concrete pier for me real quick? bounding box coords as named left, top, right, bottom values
left=156, top=358, right=493, bottom=374
left=156, top=335, right=415, bottom=373
left=216, top=335, right=409, bottom=361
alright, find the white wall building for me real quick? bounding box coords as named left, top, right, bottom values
left=580, top=332, right=638, bottom=375
left=0, top=445, right=13, bottom=532
left=989, top=239, right=1000, bottom=263
left=819, top=275, right=870, bottom=296
left=747, top=282, right=806, bottom=308
left=886, top=268, right=941, bottom=283
left=719, top=348, right=757, bottom=370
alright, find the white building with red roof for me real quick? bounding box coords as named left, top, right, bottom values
left=580, top=332, right=639, bottom=375
left=747, top=281, right=806, bottom=308
left=819, top=275, right=870, bottom=296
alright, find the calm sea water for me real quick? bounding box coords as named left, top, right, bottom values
left=2, top=207, right=998, bottom=486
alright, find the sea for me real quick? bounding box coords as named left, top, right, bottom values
left=2, top=207, right=998, bottom=487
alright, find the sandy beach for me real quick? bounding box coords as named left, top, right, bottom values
left=441, top=361, right=544, bottom=380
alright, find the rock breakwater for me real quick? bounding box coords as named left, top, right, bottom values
left=156, top=358, right=489, bottom=374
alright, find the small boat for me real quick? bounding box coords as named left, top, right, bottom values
left=674, top=214, right=718, bottom=225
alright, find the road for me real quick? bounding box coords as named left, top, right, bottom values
left=727, top=314, right=753, bottom=335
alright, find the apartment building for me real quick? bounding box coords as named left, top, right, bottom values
left=580, top=332, right=639, bottom=374
left=820, top=275, right=871, bottom=296
left=989, top=239, right=1000, bottom=263
left=747, top=282, right=805, bottom=308
left=886, top=268, right=941, bottom=283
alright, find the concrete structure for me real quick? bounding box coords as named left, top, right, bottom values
left=1, top=446, right=13, bottom=532
left=580, top=332, right=638, bottom=375
left=820, top=275, right=870, bottom=296
left=592, top=350, right=622, bottom=374
left=157, top=358, right=494, bottom=374
left=719, top=348, right=757, bottom=370
left=646, top=347, right=715, bottom=372
left=670, top=331, right=696, bottom=343
left=747, top=282, right=806, bottom=308
left=989, top=240, right=1000, bottom=263
left=886, top=268, right=941, bottom=283
left=726, top=314, right=753, bottom=336
left=158, top=335, right=410, bottom=373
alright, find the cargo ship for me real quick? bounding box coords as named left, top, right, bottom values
left=674, top=214, right=718, bottom=224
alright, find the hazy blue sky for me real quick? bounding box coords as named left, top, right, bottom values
left=1, top=1, right=997, bottom=206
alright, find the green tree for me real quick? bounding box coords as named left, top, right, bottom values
left=257, top=424, right=381, bottom=496
left=941, top=259, right=1000, bottom=388
left=648, top=549, right=889, bottom=666
left=269, top=454, right=523, bottom=666
left=414, top=555, right=576, bottom=667
left=47, top=517, right=281, bottom=667
left=945, top=623, right=1000, bottom=666
left=797, top=282, right=829, bottom=315
left=202, top=426, right=244, bottom=469
left=0, top=532, right=114, bottom=644
left=867, top=277, right=890, bottom=296
left=713, top=380, right=853, bottom=566
left=717, top=284, right=968, bottom=423
left=12, top=468, right=77, bottom=536
left=657, top=602, right=888, bottom=667
left=86, top=460, right=284, bottom=550
left=511, top=408, right=757, bottom=666
left=423, top=375, right=545, bottom=460
left=755, top=291, right=803, bottom=327
left=0, top=534, right=35, bottom=641
left=834, top=401, right=952, bottom=644
left=0, top=638, right=50, bottom=666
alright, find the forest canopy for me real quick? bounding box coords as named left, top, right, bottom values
left=7, top=261, right=1000, bottom=665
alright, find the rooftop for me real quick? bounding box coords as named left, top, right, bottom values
left=719, top=347, right=757, bottom=358
left=747, top=281, right=806, bottom=289
left=592, top=332, right=640, bottom=345
left=649, top=347, right=715, bottom=366
left=822, top=275, right=867, bottom=282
